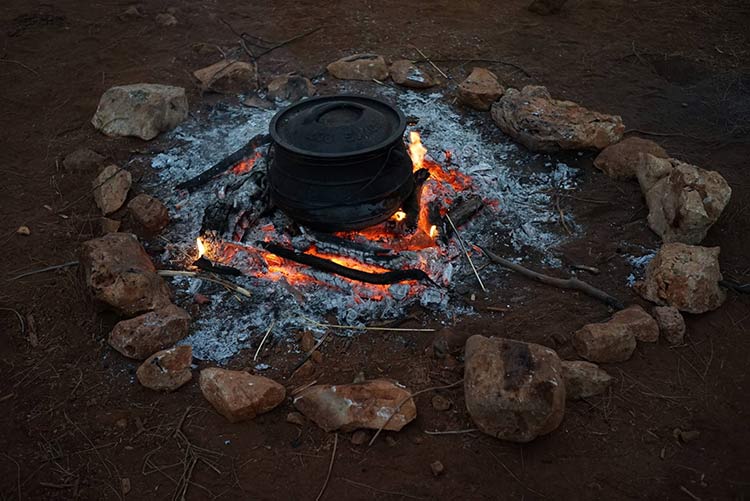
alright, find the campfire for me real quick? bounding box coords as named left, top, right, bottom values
left=150, top=90, right=578, bottom=361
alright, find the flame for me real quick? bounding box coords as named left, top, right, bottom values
left=392, top=210, right=407, bottom=222
left=409, top=131, right=427, bottom=171
left=229, top=151, right=261, bottom=175
left=196, top=237, right=207, bottom=258
left=429, top=225, right=438, bottom=238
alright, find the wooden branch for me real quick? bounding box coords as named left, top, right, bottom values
left=479, top=247, right=624, bottom=309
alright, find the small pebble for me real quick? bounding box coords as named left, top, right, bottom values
left=351, top=430, right=369, bottom=445
left=431, top=395, right=452, bottom=411
left=16, top=225, right=31, bottom=235
left=286, top=412, right=305, bottom=427
left=311, top=351, right=323, bottom=364
left=430, top=460, right=445, bottom=477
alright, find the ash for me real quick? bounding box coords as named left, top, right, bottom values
left=145, top=88, right=581, bottom=362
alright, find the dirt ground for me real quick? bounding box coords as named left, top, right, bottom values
left=1, top=0, right=749, bottom=499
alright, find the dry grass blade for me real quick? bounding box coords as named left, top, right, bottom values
left=315, top=433, right=337, bottom=501
left=338, top=478, right=426, bottom=499
left=0, top=307, right=25, bottom=335
left=10, top=261, right=79, bottom=280
left=253, top=319, right=277, bottom=361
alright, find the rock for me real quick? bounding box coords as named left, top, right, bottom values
left=267, top=73, right=316, bottom=102
left=652, top=306, right=686, bottom=345
left=199, top=368, right=286, bottom=423
left=635, top=243, right=725, bottom=313
left=120, top=5, right=145, bottom=19
left=593, top=137, right=668, bottom=179
left=93, top=165, right=132, bottom=215
left=310, top=351, right=323, bottom=364
left=193, top=60, right=257, bottom=93
left=100, top=217, right=121, bottom=234
left=286, top=411, right=305, bottom=426
left=92, top=84, right=188, bottom=141
left=491, top=85, right=624, bottom=152
left=155, top=13, right=177, bottom=26
left=561, top=361, right=612, bottom=399
left=293, top=379, right=416, bottom=432
left=643, top=159, right=731, bottom=244
left=109, top=304, right=191, bottom=359
left=431, top=327, right=469, bottom=358
left=136, top=345, right=192, bottom=391
left=528, top=0, right=568, bottom=15
left=63, top=148, right=106, bottom=172
left=614, top=305, right=660, bottom=342
left=389, top=60, right=435, bottom=89
left=16, top=225, right=31, bottom=236
left=636, top=153, right=674, bottom=193
left=457, top=67, right=504, bottom=111
left=79, top=233, right=172, bottom=315
left=430, top=460, right=445, bottom=477
left=241, top=95, right=275, bottom=110
left=674, top=428, right=700, bottom=443
left=121, top=477, right=131, bottom=496
left=350, top=430, right=370, bottom=445
left=431, top=395, right=452, bottom=411
left=327, top=54, right=389, bottom=81
left=299, top=332, right=315, bottom=352
left=127, top=193, right=170, bottom=234
left=572, top=308, right=643, bottom=363
left=294, top=360, right=315, bottom=379
left=464, top=335, right=565, bottom=443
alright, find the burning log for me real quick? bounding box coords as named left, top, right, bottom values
left=306, top=231, right=397, bottom=260
left=175, top=133, right=271, bottom=192
left=402, top=168, right=431, bottom=230
left=192, top=256, right=243, bottom=276
left=260, top=242, right=435, bottom=286
left=441, top=195, right=484, bottom=240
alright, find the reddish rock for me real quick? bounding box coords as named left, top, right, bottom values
left=93, top=165, right=132, bottom=215
left=491, top=85, right=624, bottom=152
left=457, top=67, right=504, bottom=111
left=431, top=327, right=469, bottom=358
left=561, top=360, right=612, bottom=399
left=635, top=243, right=725, bottom=314
left=80, top=233, right=172, bottom=315
left=299, top=331, right=316, bottom=352
left=612, top=305, right=660, bottom=342
left=63, top=148, right=106, bottom=172
left=464, top=335, right=565, bottom=443
left=267, top=73, right=316, bottom=102
left=327, top=54, right=389, bottom=81
left=390, top=60, right=435, bottom=89
left=193, top=60, right=257, bottom=93
left=136, top=345, right=193, bottom=391
left=293, top=379, right=416, bottom=432
left=109, top=304, right=191, bottom=359
left=593, top=137, right=668, bottom=179
left=652, top=306, right=686, bottom=345
left=636, top=153, right=674, bottom=193
left=572, top=318, right=637, bottom=364
left=199, top=368, right=286, bottom=423
left=128, top=193, right=170, bottom=234
left=100, top=217, right=121, bottom=234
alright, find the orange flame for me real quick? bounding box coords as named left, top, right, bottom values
left=229, top=152, right=261, bottom=175
left=196, top=237, right=207, bottom=258
left=409, top=131, right=427, bottom=172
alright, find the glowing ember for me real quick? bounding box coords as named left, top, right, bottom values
left=429, top=225, right=438, bottom=238
left=229, top=151, right=261, bottom=175
left=392, top=210, right=407, bottom=222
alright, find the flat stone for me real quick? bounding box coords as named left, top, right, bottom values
left=390, top=60, right=435, bottom=89
left=93, top=165, right=132, bottom=215
left=612, top=305, right=660, bottom=342
left=491, top=85, right=624, bottom=152
left=194, top=60, right=257, bottom=93
left=636, top=243, right=725, bottom=313
left=199, top=368, right=286, bottom=423
left=561, top=360, right=612, bottom=399
left=652, top=306, right=686, bottom=345
left=572, top=309, right=641, bottom=363
left=644, top=159, right=731, bottom=244
left=457, top=67, right=504, bottom=111
left=327, top=54, right=389, bottom=81
left=91, top=84, right=188, bottom=140
left=464, top=335, right=565, bottom=443
left=136, top=345, right=192, bottom=391
left=593, top=137, right=668, bottom=179
left=128, top=193, right=170, bottom=234
left=109, top=304, right=191, bottom=359
left=80, top=232, right=172, bottom=315
left=293, top=379, right=416, bottom=433
left=267, top=73, right=316, bottom=102
left=63, top=148, right=106, bottom=172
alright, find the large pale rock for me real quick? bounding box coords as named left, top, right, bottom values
left=136, top=345, right=193, bottom=391
left=91, top=84, right=188, bottom=140
left=491, top=85, right=624, bottom=152
left=80, top=233, right=172, bottom=315
left=572, top=308, right=642, bottom=363
left=200, top=368, right=286, bottom=423
left=390, top=60, right=435, bottom=89
left=561, top=361, right=612, bottom=399
left=643, top=159, right=731, bottom=244
left=636, top=153, right=674, bottom=193
left=593, top=137, right=668, bottom=179
left=457, top=67, right=504, bottom=111
left=63, top=148, right=106, bottom=173
left=267, top=73, right=316, bottom=102
left=327, top=54, right=389, bottom=81
left=93, top=165, right=131, bottom=215
left=293, top=379, right=416, bottom=432
left=635, top=243, right=725, bottom=314
left=652, top=306, right=686, bottom=345
left=109, top=304, right=191, bottom=359
left=464, top=336, right=565, bottom=443
left=128, top=193, right=169, bottom=234
left=193, top=60, right=257, bottom=93
left=612, top=305, right=660, bottom=342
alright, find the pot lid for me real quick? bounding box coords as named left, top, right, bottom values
left=269, top=95, right=406, bottom=158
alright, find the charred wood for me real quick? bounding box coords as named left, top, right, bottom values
left=441, top=195, right=484, bottom=240
left=403, top=168, right=431, bottom=230
left=192, top=256, right=243, bottom=276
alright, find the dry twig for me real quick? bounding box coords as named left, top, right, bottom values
left=158, top=270, right=252, bottom=298
left=10, top=261, right=78, bottom=280
left=315, top=433, right=337, bottom=501
left=412, top=46, right=449, bottom=79
left=253, top=319, right=277, bottom=361
left=446, top=214, right=487, bottom=292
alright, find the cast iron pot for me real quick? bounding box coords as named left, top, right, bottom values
left=268, top=95, right=414, bottom=232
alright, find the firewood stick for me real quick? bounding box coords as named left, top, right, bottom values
left=157, top=270, right=252, bottom=298
left=446, top=215, right=487, bottom=292
left=478, top=247, right=624, bottom=310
